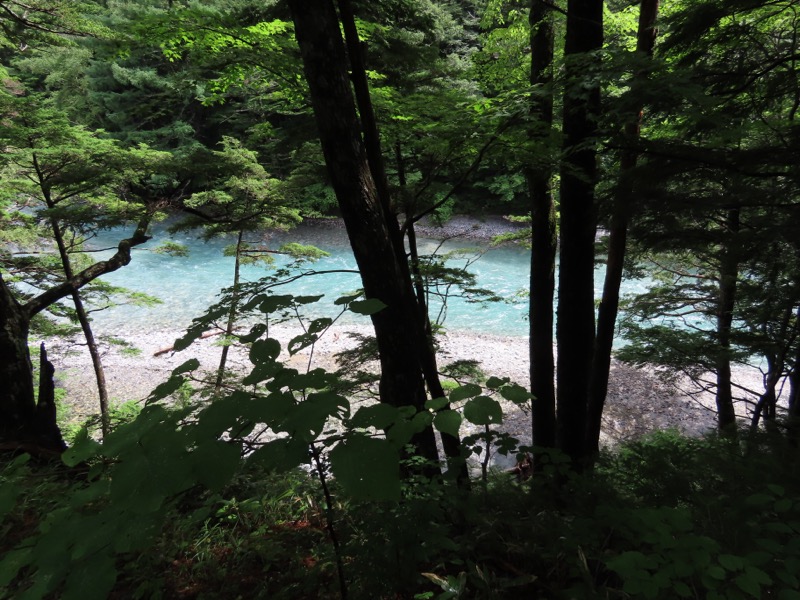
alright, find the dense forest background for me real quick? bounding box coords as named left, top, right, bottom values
left=1, top=0, right=800, bottom=598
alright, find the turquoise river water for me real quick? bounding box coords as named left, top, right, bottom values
left=87, top=221, right=650, bottom=338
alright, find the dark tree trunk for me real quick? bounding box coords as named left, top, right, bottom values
left=527, top=0, right=557, bottom=453
left=715, top=207, right=740, bottom=432
left=788, top=312, right=800, bottom=445
left=289, top=0, right=439, bottom=467
left=0, top=220, right=151, bottom=451
left=0, top=276, right=40, bottom=445
left=556, top=0, right=603, bottom=467
left=587, top=0, right=660, bottom=459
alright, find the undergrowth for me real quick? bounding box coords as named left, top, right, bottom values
left=2, top=429, right=799, bottom=599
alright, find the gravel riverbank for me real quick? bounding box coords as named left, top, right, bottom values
left=49, top=320, right=750, bottom=450
left=44, top=215, right=771, bottom=449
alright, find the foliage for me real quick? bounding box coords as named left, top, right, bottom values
left=5, top=420, right=800, bottom=599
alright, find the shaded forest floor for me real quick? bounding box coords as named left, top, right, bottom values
left=3, top=429, right=799, bottom=599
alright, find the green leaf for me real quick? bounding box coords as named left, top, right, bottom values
left=288, top=332, right=318, bottom=355
left=173, top=326, right=207, bottom=352
left=745, top=493, right=773, bottom=507
left=147, top=375, right=186, bottom=402
left=719, top=554, right=744, bottom=571
left=293, top=294, right=324, bottom=305
left=449, top=383, right=482, bottom=402
left=351, top=404, right=399, bottom=429
left=0, top=547, right=32, bottom=587
left=240, top=323, right=267, bottom=343
left=281, top=391, right=348, bottom=442
left=63, top=554, right=117, bottom=600
left=734, top=566, right=771, bottom=598
left=191, top=441, right=242, bottom=491
left=248, top=438, right=309, bottom=472
left=335, top=293, right=362, bottom=305
left=309, top=317, right=333, bottom=334
left=62, top=428, right=101, bottom=467
left=425, top=397, right=449, bottom=411
left=244, top=391, right=295, bottom=429
left=330, top=436, right=400, bottom=501
left=463, top=396, right=503, bottom=425
left=485, top=376, right=509, bottom=389
left=500, top=383, right=533, bottom=403
left=433, top=410, right=462, bottom=437
left=242, top=361, right=281, bottom=385
left=349, top=298, right=387, bottom=315
left=258, top=294, right=295, bottom=314
left=250, top=338, right=281, bottom=364
left=285, top=369, right=334, bottom=390
left=172, top=358, right=200, bottom=375
left=707, top=565, right=726, bottom=580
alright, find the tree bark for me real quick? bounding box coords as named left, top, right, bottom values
left=0, top=275, right=40, bottom=446
left=527, top=0, right=557, bottom=453
left=289, top=0, right=439, bottom=468
left=556, top=0, right=603, bottom=467
left=715, top=207, right=740, bottom=432
left=587, top=0, right=660, bottom=459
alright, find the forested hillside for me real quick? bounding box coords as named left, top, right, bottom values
left=1, top=1, right=799, bottom=598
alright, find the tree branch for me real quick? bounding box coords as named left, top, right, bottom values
left=23, top=216, right=152, bottom=318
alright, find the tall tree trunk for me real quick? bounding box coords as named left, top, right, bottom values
left=527, top=0, right=557, bottom=453
left=716, top=207, right=740, bottom=432
left=556, top=0, right=603, bottom=467
left=42, top=197, right=112, bottom=438
left=587, top=0, right=660, bottom=458
left=289, top=0, right=439, bottom=468
left=216, top=229, right=244, bottom=391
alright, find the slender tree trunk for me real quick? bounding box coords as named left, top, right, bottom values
left=527, top=0, right=557, bottom=453
left=556, top=0, right=603, bottom=467
left=716, top=207, right=740, bottom=432
left=216, top=229, right=244, bottom=391
left=44, top=212, right=112, bottom=437
left=398, top=144, right=469, bottom=484
left=750, top=353, right=781, bottom=433
left=587, top=0, right=660, bottom=458
left=33, top=150, right=113, bottom=437
left=289, top=0, right=439, bottom=468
